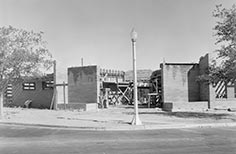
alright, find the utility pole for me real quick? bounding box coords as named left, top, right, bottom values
left=81, top=58, right=83, bottom=67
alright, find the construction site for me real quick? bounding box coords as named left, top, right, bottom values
left=3, top=53, right=236, bottom=112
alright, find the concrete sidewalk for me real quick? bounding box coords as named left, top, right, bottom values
left=1, top=105, right=236, bottom=130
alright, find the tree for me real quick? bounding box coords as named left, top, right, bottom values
left=0, top=26, right=53, bottom=88
left=0, top=26, right=53, bottom=117
left=209, top=4, right=236, bottom=82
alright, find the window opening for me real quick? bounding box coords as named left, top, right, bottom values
left=42, top=80, right=54, bottom=90
left=23, top=82, right=36, bottom=90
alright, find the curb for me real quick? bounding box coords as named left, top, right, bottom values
left=0, top=122, right=106, bottom=131
left=1, top=121, right=236, bottom=131
left=143, top=122, right=236, bottom=130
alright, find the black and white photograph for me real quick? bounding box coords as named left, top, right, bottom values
left=0, top=0, right=236, bottom=153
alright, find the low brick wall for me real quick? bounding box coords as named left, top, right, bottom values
left=163, top=101, right=209, bottom=112
left=58, top=103, right=98, bottom=111
left=212, top=99, right=236, bottom=109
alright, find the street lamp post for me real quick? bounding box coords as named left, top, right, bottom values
left=130, top=28, right=142, bottom=125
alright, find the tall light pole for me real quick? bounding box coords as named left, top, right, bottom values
left=131, top=28, right=142, bottom=125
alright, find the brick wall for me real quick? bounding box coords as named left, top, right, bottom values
left=68, top=66, right=99, bottom=104
left=199, top=54, right=210, bottom=101
left=213, top=99, right=236, bottom=109
left=6, top=76, right=54, bottom=109
left=162, top=63, right=200, bottom=103
left=160, top=53, right=236, bottom=110
left=227, top=87, right=235, bottom=99
left=188, top=65, right=200, bottom=101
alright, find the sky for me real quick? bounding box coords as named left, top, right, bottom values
left=0, top=0, right=236, bottom=75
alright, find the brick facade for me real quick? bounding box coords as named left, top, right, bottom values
left=68, top=66, right=99, bottom=104
left=4, top=74, right=54, bottom=109
left=161, top=53, right=236, bottom=111
left=199, top=54, right=210, bottom=101
left=67, top=66, right=126, bottom=111
left=162, top=63, right=200, bottom=103
left=67, top=66, right=99, bottom=111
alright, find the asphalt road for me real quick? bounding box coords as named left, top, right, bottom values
left=0, top=125, right=236, bottom=154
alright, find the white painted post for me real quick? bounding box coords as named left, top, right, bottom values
left=130, top=28, right=142, bottom=125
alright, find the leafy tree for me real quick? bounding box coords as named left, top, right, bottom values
left=0, top=26, right=53, bottom=89
left=209, top=4, right=236, bottom=82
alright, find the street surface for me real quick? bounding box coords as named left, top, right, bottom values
left=0, top=125, right=236, bottom=154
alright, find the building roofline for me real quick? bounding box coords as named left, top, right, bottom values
left=161, top=63, right=199, bottom=65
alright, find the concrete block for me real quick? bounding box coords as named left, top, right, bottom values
left=162, top=102, right=173, bottom=112
left=163, top=101, right=209, bottom=112
left=58, top=103, right=98, bottom=111
left=212, top=99, right=236, bottom=109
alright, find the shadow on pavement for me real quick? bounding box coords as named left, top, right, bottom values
left=140, top=111, right=231, bottom=120
left=123, top=105, right=148, bottom=109
left=124, top=111, right=232, bottom=120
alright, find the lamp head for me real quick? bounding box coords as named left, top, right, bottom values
left=131, top=28, right=138, bottom=42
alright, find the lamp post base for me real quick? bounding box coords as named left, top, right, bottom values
left=131, top=115, right=142, bottom=125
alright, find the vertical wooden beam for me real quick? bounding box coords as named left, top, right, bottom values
left=50, top=90, right=55, bottom=110
left=81, top=58, right=83, bottom=66
left=161, top=58, right=165, bottom=104
left=148, top=95, right=151, bottom=108
left=104, top=88, right=109, bottom=108
left=63, top=81, right=66, bottom=110
left=53, top=60, right=57, bottom=110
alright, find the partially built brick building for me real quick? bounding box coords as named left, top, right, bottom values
left=4, top=74, right=54, bottom=109
left=67, top=65, right=126, bottom=111
left=151, top=54, right=236, bottom=111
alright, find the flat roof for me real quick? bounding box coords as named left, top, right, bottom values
left=161, top=63, right=199, bottom=65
